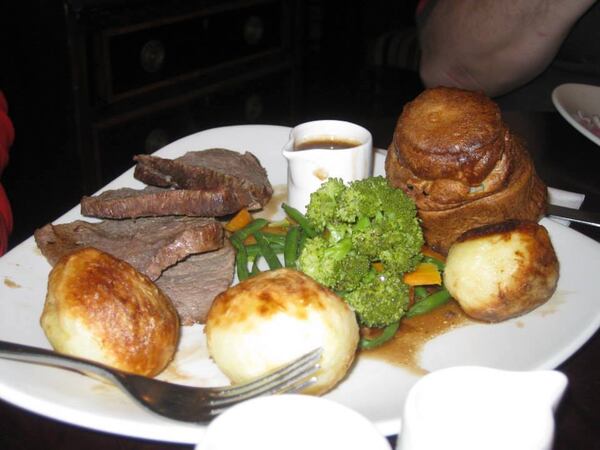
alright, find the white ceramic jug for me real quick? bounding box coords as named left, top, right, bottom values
left=396, top=366, right=568, bottom=450
left=282, top=120, right=373, bottom=213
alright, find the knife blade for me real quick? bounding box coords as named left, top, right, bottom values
left=547, top=204, right=600, bottom=228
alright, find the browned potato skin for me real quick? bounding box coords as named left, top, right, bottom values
left=444, top=220, right=559, bottom=322
left=41, top=247, right=180, bottom=377
left=205, top=268, right=359, bottom=396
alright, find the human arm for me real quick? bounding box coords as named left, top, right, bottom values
left=418, top=0, right=597, bottom=96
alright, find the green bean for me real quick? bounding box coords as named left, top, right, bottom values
left=261, top=232, right=287, bottom=246
left=246, top=242, right=285, bottom=260
left=231, top=218, right=269, bottom=242
left=297, top=230, right=307, bottom=255
left=413, top=286, right=429, bottom=301
left=245, top=244, right=260, bottom=261
left=284, top=226, right=300, bottom=268
left=422, top=255, right=445, bottom=271
left=406, top=288, right=451, bottom=318
left=281, top=203, right=318, bottom=238
left=230, top=235, right=249, bottom=281
left=254, top=231, right=283, bottom=270
left=359, top=322, right=400, bottom=350
left=250, top=256, right=261, bottom=277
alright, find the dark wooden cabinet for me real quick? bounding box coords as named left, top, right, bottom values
left=94, top=69, right=294, bottom=182
left=64, top=0, right=304, bottom=192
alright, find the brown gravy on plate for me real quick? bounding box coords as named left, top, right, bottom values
left=361, top=300, right=474, bottom=374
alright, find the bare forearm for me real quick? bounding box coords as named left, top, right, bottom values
left=419, top=0, right=596, bottom=96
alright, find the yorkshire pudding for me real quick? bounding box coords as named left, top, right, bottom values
left=386, top=87, right=547, bottom=253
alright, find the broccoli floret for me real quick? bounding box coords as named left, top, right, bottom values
left=352, top=213, right=423, bottom=273
left=297, top=235, right=353, bottom=288
left=344, top=271, right=410, bottom=327
left=336, top=177, right=389, bottom=222
left=298, top=175, right=424, bottom=328
left=334, top=253, right=371, bottom=292
left=337, top=176, right=424, bottom=272
left=305, top=178, right=346, bottom=232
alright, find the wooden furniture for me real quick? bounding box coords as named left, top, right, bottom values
left=63, top=0, right=304, bottom=192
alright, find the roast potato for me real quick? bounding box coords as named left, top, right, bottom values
left=41, top=247, right=180, bottom=376
left=443, top=220, right=559, bottom=322
left=205, top=268, right=359, bottom=395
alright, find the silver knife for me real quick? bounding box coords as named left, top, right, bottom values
left=547, top=204, right=600, bottom=228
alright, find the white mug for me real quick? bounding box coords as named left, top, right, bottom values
left=282, top=120, right=373, bottom=213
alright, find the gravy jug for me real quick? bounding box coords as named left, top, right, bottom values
left=396, top=366, right=568, bottom=450
left=282, top=120, right=373, bottom=213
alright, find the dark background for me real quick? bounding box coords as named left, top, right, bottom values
left=0, top=0, right=422, bottom=249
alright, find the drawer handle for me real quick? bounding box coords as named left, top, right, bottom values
left=140, top=40, right=166, bottom=73
left=244, top=16, right=264, bottom=45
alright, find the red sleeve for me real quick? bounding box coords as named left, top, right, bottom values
left=0, top=91, right=13, bottom=175
left=0, top=111, right=13, bottom=174
left=0, top=184, right=11, bottom=254
left=0, top=91, right=14, bottom=254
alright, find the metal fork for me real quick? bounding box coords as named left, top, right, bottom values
left=0, top=340, right=321, bottom=422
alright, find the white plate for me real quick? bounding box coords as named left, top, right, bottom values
left=552, top=83, right=600, bottom=146
left=1, top=125, right=600, bottom=444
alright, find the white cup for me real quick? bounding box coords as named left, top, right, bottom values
left=199, top=394, right=391, bottom=450
left=282, top=120, right=373, bottom=213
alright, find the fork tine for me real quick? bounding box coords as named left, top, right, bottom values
left=209, top=357, right=320, bottom=408
left=206, top=374, right=319, bottom=418
left=210, top=347, right=322, bottom=398
left=207, top=348, right=322, bottom=407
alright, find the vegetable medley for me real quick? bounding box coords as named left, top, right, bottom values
left=225, top=176, right=450, bottom=349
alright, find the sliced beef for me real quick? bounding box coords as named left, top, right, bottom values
left=156, top=241, right=235, bottom=325
left=34, top=216, right=223, bottom=280
left=81, top=186, right=253, bottom=219
left=134, top=148, right=273, bottom=209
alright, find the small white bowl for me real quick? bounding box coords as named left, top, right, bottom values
left=199, top=394, right=391, bottom=450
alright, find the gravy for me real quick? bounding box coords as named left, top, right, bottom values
left=361, top=300, right=474, bottom=374
left=294, top=136, right=362, bottom=151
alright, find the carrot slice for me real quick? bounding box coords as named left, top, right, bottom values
left=403, top=262, right=442, bottom=286
left=224, top=208, right=253, bottom=232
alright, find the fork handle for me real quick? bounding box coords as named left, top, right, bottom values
left=0, top=339, right=120, bottom=382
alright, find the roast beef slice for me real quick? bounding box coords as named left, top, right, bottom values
left=81, top=186, right=253, bottom=219
left=134, top=148, right=273, bottom=209
left=156, top=241, right=235, bottom=325
left=34, top=216, right=223, bottom=280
